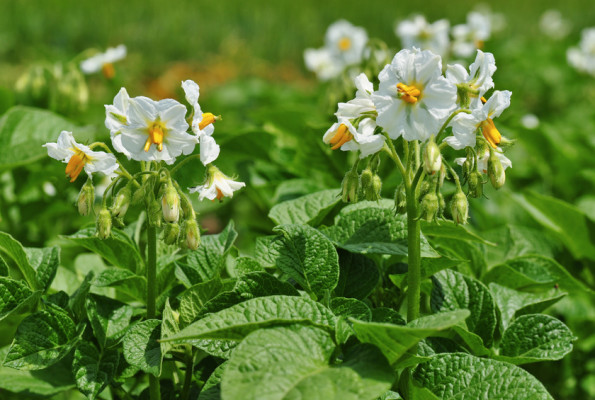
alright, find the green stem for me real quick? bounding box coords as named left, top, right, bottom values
left=146, top=225, right=160, bottom=400
left=382, top=133, right=408, bottom=186
left=405, top=185, right=421, bottom=322
left=169, top=154, right=203, bottom=176
left=435, top=109, right=472, bottom=144
left=180, top=347, right=195, bottom=400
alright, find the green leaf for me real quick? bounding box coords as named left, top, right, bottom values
left=0, top=106, right=78, bottom=169
left=496, top=314, right=575, bottom=365
left=330, top=297, right=372, bottom=344
left=93, top=268, right=146, bottom=288
left=514, top=191, right=595, bottom=260
left=0, top=254, right=8, bottom=276
left=351, top=310, right=470, bottom=365
left=24, top=246, right=59, bottom=292
left=421, top=220, right=496, bottom=246
left=482, top=255, right=592, bottom=293
left=431, top=269, right=497, bottom=347
left=268, top=189, right=341, bottom=226
left=254, top=235, right=285, bottom=268
left=86, top=294, right=134, bottom=348
left=164, top=295, right=336, bottom=344
left=429, top=237, right=487, bottom=278
left=199, top=362, right=226, bottom=400
left=412, top=353, right=554, bottom=399
left=489, top=283, right=566, bottom=330
left=72, top=341, right=119, bottom=400
left=64, top=227, right=143, bottom=273
left=179, top=277, right=223, bottom=327
left=229, top=256, right=265, bottom=276
left=69, top=271, right=94, bottom=322
left=321, top=201, right=439, bottom=257
left=272, top=224, right=339, bottom=298
left=370, top=308, right=406, bottom=325
left=0, top=277, right=41, bottom=348
left=221, top=325, right=394, bottom=400
left=0, top=231, right=39, bottom=290
left=334, top=250, right=379, bottom=300
left=122, top=319, right=163, bottom=377
left=4, top=304, right=80, bottom=370
left=176, top=221, right=238, bottom=285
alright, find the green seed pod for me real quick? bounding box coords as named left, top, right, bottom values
left=163, top=223, right=180, bottom=245
left=488, top=152, right=506, bottom=189
left=467, top=171, right=483, bottom=198
left=423, top=136, right=441, bottom=176
left=111, top=185, right=132, bottom=218
left=420, top=192, right=439, bottom=222
left=451, top=190, right=469, bottom=225
left=77, top=179, right=95, bottom=216
left=96, top=208, right=112, bottom=239
left=341, top=169, right=359, bottom=203
left=395, top=184, right=407, bottom=214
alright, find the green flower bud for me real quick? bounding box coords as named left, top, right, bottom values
left=419, top=180, right=431, bottom=197
left=451, top=190, right=469, bottom=225
left=488, top=152, right=506, bottom=189
left=368, top=154, right=381, bottom=172
left=111, top=185, right=132, bottom=218
left=462, top=158, right=472, bottom=181
left=96, top=208, right=112, bottom=239
left=163, top=223, right=180, bottom=245
left=148, top=199, right=162, bottom=228
left=360, top=168, right=374, bottom=190
left=161, top=182, right=180, bottom=223
left=183, top=218, right=201, bottom=250
left=365, top=174, right=382, bottom=201
left=395, top=184, right=407, bottom=214
left=423, top=136, right=441, bottom=176
left=467, top=171, right=483, bottom=198
left=341, top=169, right=359, bottom=203
left=437, top=191, right=446, bottom=218
left=77, top=179, right=94, bottom=216
left=420, top=192, right=439, bottom=222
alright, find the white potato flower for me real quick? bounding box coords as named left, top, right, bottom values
left=539, top=10, right=571, bottom=40
left=117, top=96, right=196, bottom=164
left=446, top=90, right=511, bottom=149
left=325, top=20, right=368, bottom=66
left=336, top=73, right=376, bottom=119
left=80, top=45, right=127, bottom=78
left=567, top=28, right=595, bottom=76
left=44, top=131, right=119, bottom=182
left=105, top=87, right=131, bottom=155
left=182, top=80, right=220, bottom=165
left=396, top=15, right=450, bottom=58
left=189, top=165, right=245, bottom=201
left=451, top=12, right=491, bottom=58
left=446, top=50, right=497, bottom=107
left=323, top=119, right=385, bottom=159
left=372, top=48, right=457, bottom=141
left=304, top=48, right=343, bottom=81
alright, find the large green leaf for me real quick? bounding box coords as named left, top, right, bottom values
left=0, top=277, right=41, bottom=348
left=334, top=250, right=379, bottom=300
left=24, top=246, right=60, bottom=293
left=514, top=191, right=595, bottom=260
left=321, top=201, right=439, bottom=257
left=179, top=277, right=224, bottom=327
left=72, top=341, right=119, bottom=400
left=64, top=227, right=143, bottom=273
left=496, top=314, right=575, bottom=365
left=176, top=221, right=238, bottom=286
left=0, top=106, right=78, bottom=169
left=421, top=220, right=496, bottom=246
left=431, top=269, right=497, bottom=347
left=0, top=232, right=39, bottom=290
left=272, top=224, right=339, bottom=298
left=221, top=324, right=394, bottom=400
left=482, top=255, right=592, bottom=293
left=351, top=310, right=470, bottom=365
left=122, top=319, right=163, bottom=377
left=489, top=283, right=566, bottom=330
left=268, top=189, right=341, bottom=226
left=412, top=353, right=554, bottom=399
left=86, top=294, right=134, bottom=348
left=4, top=304, right=81, bottom=370
left=163, top=295, right=336, bottom=344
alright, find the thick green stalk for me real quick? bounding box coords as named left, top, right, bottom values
left=146, top=225, right=160, bottom=400
left=406, top=185, right=421, bottom=322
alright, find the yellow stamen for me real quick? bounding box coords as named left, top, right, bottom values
left=65, top=149, right=90, bottom=182
left=328, top=124, right=353, bottom=150
left=397, top=83, right=421, bottom=104
left=481, top=96, right=487, bottom=104
left=338, top=37, right=352, bottom=51
left=102, top=63, right=115, bottom=79
left=199, top=113, right=216, bottom=130
left=476, top=40, right=485, bottom=50
left=144, top=122, right=166, bottom=152
left=481, top=118, right=501, bottom=149
left=216, top=188, right=224, bottom=201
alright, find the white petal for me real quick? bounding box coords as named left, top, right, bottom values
left=182, top=80, right=200, bottom=106
left=485, top=90, right=512, bottom=119
left=199, top=135, right=220, bottom=165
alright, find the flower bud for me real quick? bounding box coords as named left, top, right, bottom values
left=420, top=192, right=439, bottom=222
left=111, top=185, right=132, bottom=218
left=462, top=158, right=472, bottom=181
left=488, top=152, right=506, bottom=189
left=423, top=136, right=441, bottom=175
left=467, top=171, right=483, bottom=198
left=183, top=218, right=201, bottom=250
left=96, top=208, right=112, bottom=239
left=365, top=174, right=382, bottom=201
left=451, top=190, right=469, bottom=225
left=437, top=191, right=446, bottom=218
left=341, top=169, right=359, bottom=203
left=419, top=180, right=431, bottom=197
left=77, top=179, right=94, bottom=216
left=163, top=223, right=180, bottom=245
left=395, top=184, right=407, bottom=214
left=360, top=168, right=374, bottom=190
left=161, top=182, right=180, bottom=223
left=148, top=199, right=162, bottom=228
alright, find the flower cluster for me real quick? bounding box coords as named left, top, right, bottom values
left=80, top=45, right=127, bottom=79
left=304, top=20, right=368, bottom=81
left=567, top=27, right=595, bottom=76
left=44, top=79, right=245, bottom=245
left=323, top=47, right=513, bottom=223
